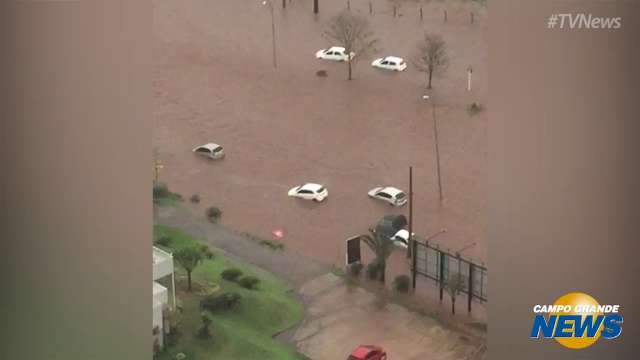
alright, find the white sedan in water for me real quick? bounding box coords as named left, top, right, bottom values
left=367, top=186, right=408, bottom=206
left=288, top=183, right=328, bottom=202
left=315, top=46, right=355, bottom=62
left=390, top=229, right=415, bottom=248
left=192, top=143, right=225, bottom=159
left=371, top=56, right=407, bottom=71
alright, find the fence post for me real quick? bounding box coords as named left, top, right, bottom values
left=420, top=7, right=423, bottom=21
left=369, top=2, right=372, bottom=15
left=411, top=238, right=418, bottom=290
left=439, top=250, right=445, bottom=302
left=468, top=263, right=474, bottom=314
left=444, top=9, right=447, bottom=23
left=347, top=0, right=350, bottom=11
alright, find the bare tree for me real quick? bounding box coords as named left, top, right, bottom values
left=413, top=32, right=449, bottom=89
left=445, top=273, right=466, bottom=315
left=324, top=11, right=379, bottom=80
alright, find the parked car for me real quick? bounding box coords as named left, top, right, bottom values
left=192, top=143, right=224, bottom=159
left=371, top=56, right=407, bottom=71
left=315, top=46, right=355, bottom=62
left=288, top=183, right=328, bottom=202
left=368, top=186, right=407, bottom=206
left=348, top=345, right=387, bottom=360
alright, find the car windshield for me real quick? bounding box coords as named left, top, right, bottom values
left=213, top=146, right=222, bottom=152
left=317, top=187, right=325, bottom=193
left=396, top=192, right=406, bottom=199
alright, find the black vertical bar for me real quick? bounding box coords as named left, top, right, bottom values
left=313, top=0, right=319, bottom=14
left=407, top=166, right=413, bottom=258
left=468, top=264, right=474, bottom=314
left=439, top=251, right=445, bottom=301
left=411, top=238, right=417, bottom=290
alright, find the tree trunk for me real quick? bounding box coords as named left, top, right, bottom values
left=347, top=60, right=352, bottom=80
left=187, top=271, right=192, bottom=291
left=313, top=0, right=319, bottom=14
left=379, top=261, right=386, bottom=283
left=451, top=297, right=456, bottom=314
left=282, top=0, right=286, bottom=9
left=427, top=69, right=433, bottom=89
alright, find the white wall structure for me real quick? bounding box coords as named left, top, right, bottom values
left=152, top=246, right=175, bottom=350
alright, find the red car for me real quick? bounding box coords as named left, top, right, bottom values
left=348, top=345, right=387, bottom=360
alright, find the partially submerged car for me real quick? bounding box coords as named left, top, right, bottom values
left=371, top=56, right=407, bottom=71
left=367, top=186, right=407, bottom=206
left=192, top=143, right=224, bottom=159
left=287, top=183, right=328, bottom=202
left=315, top=46, right=355, bottom=62
left=348, top=345, right=387, bottom=360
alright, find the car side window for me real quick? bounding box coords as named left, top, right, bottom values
left=299, top=190, right=313, bottom=194
left=389, top=62, right=396, bottom=66
left=378, top=192, right=391, bottom=199
left=196, top=148, right=209, bottom=153
left=366, top=351, right=378, bottom=359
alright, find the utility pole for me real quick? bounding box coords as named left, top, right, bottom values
left=313, top=0, right=319, bottom=14
left=467, top=65, right=473, bottom=92
left=262, top=1, right=277, bottom=68
left=422, top=95, right=444, bottom=202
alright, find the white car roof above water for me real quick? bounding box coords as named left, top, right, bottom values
left=327, top=46, right=346, bottom=52
left=194, top=143, right=222, bottom=151
left=383, top=56, right=404, bottom=63
left=300, top=183, right=324, bottom=192
left=380, top=186, right=404, bottom=196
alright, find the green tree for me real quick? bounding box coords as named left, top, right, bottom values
left=324, top=11, right=379, bottom=80
left=197, top=312, right=213, bottom=339
left=445, top=273, right=466, bottom=315
left=174, top=246, right=203, bottom=291
left=361, top=229, right=394, bottom=283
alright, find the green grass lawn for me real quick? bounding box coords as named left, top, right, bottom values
left=154, top=225, right=307, bottom=360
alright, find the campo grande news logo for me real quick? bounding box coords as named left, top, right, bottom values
left=530, top=292, right=623, bottom=349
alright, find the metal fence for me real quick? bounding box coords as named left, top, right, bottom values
left=412, top=240, right=488, bottom=313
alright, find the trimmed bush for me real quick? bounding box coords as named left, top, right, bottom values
left=393, top=275, right=411, bottom=293
left=197, top=312, right=213, bottom=339
left=238, top=275, right=261, bottom=290
left=205, top=206, right=222, bottom=222
left=348, top=262, right=363, bottom=277
left=467, top=102, right=484, bottom=116
left=221, top=268, right=244, bottom=282
left=190, top=194, right=201, bottom=203
left=316, top=70, right=328, bottom=77
left=154, top=234, right=171, bottom=247
left=202, top=247, right=214, bottom=260
left=366, top=262, right=380, bottom=280
left=200, top=292, right=241, bottom=312
left=153, top=183, right=172, bottom=199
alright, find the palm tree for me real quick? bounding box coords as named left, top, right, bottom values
left=361, top=228, right=394, bottom=283
left=174, top=246, right=203, bottom=291
left=445, top=273, right=466, bottom=315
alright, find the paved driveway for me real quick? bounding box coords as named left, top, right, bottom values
left=293, top=274, right=484, bottom=360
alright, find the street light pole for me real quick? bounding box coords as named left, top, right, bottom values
left=423, top=95, right=444, bottom=202
left=262, top=1, right=277, bottom=69
left=407, top=166, right=413, bottom=258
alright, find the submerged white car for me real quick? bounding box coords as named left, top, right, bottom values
left=367, top=186, right=408, bottom=206
left=371, top=56, right=407, bottom=71
left=288, top=183, right=328, bottom=202
left=390, top=229, right=415, bottom=248
left=315, top=46, right=355, bottom=62
left=192, top=143, right=224, bottom=159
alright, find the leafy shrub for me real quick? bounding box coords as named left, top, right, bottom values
left=200, top=292, right=241, bottom=312
left=348, top=262, right=363, bottom=277
left=197, top=312, right=213, bottom=339
left=199, top=245, right=214, bottom=259
left=366, top=261, right=381, bottom=280
left=393, top=275, right=411, bottom=293
left=259, top=239, right=285, bottom=251
left=205, top=206, right=222, bottom=222
left=154, top=234, right=171, bottom=247
left=153, top=183, right=171, bottom=199
left=221, top=268, right=244, bottom=282
left=238, top=275, right=261, bottom=290
left=467, top=102, right=484, bottom=116
left=190, top=194, right=201, bottom=203
left=316, top=70, right=328, bottom=77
